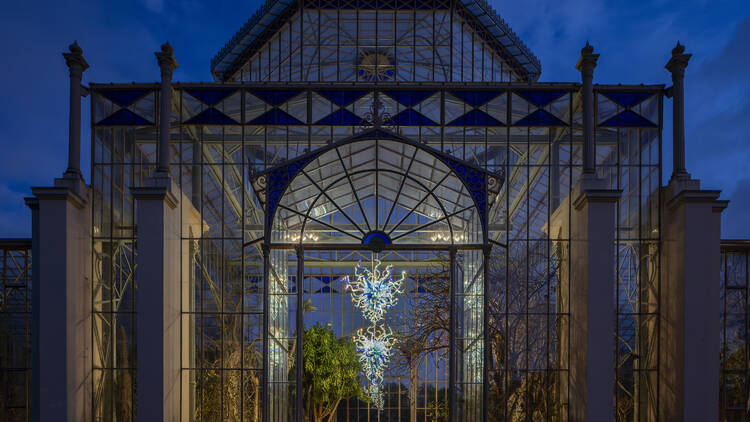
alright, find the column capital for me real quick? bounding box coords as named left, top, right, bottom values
left=62, top=41, right=89, bottom=77
left=576, top=42, right=599, bottom=74
left=155, top=42, right=178, bottom=79
left=665, top=41, right=691, bottom=77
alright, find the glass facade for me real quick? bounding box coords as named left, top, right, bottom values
left=82, top=1, right=669, bottom=419
left=89, top=79, right=664, bottom=421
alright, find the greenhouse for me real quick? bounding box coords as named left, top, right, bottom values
left=15, top=0, right=740, bottom=421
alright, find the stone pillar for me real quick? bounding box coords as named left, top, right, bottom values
left=155, top=42, right=177, bottom=176
left=62, top=42, right=88, bottom=181
left=26, top=185, right=92, bottom=422
left=131, top=41, right=182, bottom=421
left=666, top=42, right=691, bottom=180
left=568, top=179, right=619, bottom=421
left=25, top=41, right=93, bottom=422
left=559, top=43, right=620, bottom=421
left=576, top=42, right=599, bottom=175
left=132, top=180, right=182, bottom=422
left=659, top=43, right=728, bottom=422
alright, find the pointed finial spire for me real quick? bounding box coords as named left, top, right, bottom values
left=161, top=41, right=173, bottom=55
left=582, top=41, right=594, bottom=55
left=576, top=41, right=599, bottom=72
left=69, top=41, right=83, bottom=55
left=155, top=41, right=178, bottom=74
left=672, top=41, right=685, bottom=56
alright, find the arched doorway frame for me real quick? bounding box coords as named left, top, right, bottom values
left=250, top=128, right=503, bottom=421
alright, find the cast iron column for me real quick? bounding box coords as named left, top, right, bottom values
left=666, top=42, right=691, bottom=180
left=62, top=41, right=88, bottom=180
left=576, top=42, right=599, bottom=175
left=155, top=42, right=178, bottom=176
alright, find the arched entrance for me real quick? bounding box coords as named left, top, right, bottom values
left=251, top=129, right=502, bottom=421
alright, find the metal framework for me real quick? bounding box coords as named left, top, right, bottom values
left=88, top=80, right=664, bottom=421
left=720, top=241, right=750, bottom=422
left=0, top=239, right=32, bottom=422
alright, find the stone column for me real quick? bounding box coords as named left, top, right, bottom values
left=564, top=43, right=620, bottom=422
left=25, top=41, right=93, bottom=422
left=666, top=42, right=691, bottom=181
left=132, top=182, right=182, bottom=422
left=131, top=41, right=182, bottom=422
left=62, top=42, right=88, bottom=182
left=155, top=42, right=178, bottom=176
left=26, top=186, right=92, bottom=422
left=659, top=43, right=728, bottom=422
left=576, top=42, right=599, bottom=175
left=568, top=181, right=619, bottom=421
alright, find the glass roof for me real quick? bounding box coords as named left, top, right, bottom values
left=211, top=0, right=541, bottom=82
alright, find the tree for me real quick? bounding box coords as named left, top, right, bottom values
left=301, top=323, right=363, bottom=422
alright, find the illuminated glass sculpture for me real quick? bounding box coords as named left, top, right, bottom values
left=346, top=259, right=405, bottom=409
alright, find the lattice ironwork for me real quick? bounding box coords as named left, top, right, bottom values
left=0, top=240, right=32, bottom=422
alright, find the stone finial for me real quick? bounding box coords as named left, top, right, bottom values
left=576, top=41, right=599, bottom=73
left=63, top=41, right=89, bottom=74
left=672, top=41, right=685, bottom=55
left=666, top=41, right=691, bottom=75
left=155, top=41, right=178, bottom=75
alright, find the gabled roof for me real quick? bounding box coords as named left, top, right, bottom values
left=211, top=0, right=542, bottom=82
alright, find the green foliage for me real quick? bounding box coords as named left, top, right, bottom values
left=302, top=323, right=363, bottom=421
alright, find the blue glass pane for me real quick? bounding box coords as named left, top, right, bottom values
left=315, top=286, right=339, bottom=293
left=599, top=110, right=657, bottom=127
left=319, top=276, right=333, bottom=285
left=449, top=90, right=502, bottom=107
left=183, top=108, right=239, bottom=125
left=185, top=88, right=238, bottom=106
left=314, top=109, right=363, bottom=125
left=248, top=108, right=304, bottom=125
left=447, top=109, right=503, bottom=126
left=250, top=89, right=303, bottom=106
left=96, top=108, right=152, bottom=126
left=390, top=109, right=437, bottom=126
left=513, top=109, right=567, bottom=126
left=362, top=231, right=392, bottom=245
left=98, top=89, right=150, bottom=107
left=382, top=90, right=435, bottom=107
left=602, top=91, right=653, bottom=108
left=515, top=90, right=566, bottom=107
left=315, top=90, right=369, bottom=107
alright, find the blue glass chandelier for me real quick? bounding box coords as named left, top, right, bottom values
left=346, top=259, right=405, bottom=409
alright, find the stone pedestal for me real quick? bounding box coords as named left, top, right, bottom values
left=550, top=175, right=619, bottom=421
left=26, top=176, right=92, bottom=422
left=659, top=177, right=727, bottom=422
left=132, top=176, right=182, bottom=422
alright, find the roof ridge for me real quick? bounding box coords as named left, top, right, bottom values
left=473, top=0, right=541, bottom=75
left=210, top=0, right=276, bottom=71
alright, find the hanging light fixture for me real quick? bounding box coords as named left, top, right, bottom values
left=345, top=259, right=405, bottom=409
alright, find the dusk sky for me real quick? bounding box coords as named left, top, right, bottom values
left=1, top=0, right=749, bottom=238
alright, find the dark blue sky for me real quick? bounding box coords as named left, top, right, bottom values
left=1, top=0, right=749, bottom=238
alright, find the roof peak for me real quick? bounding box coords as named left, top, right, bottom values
left=211, top=0, right=541, bottom=82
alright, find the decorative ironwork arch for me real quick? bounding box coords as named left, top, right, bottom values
left=250, top=128, right=503, bottom=245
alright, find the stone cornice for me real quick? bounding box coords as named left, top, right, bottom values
left=130, top=186, right=179, bottom=210
left=30, top=186, right=88, bottom=209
